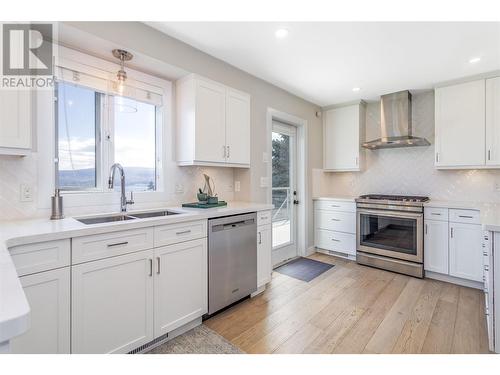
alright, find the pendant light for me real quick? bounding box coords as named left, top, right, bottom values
left=112, top=49, right=133, bottom=95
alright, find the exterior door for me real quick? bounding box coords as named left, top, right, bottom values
left=271, top=121, right=297, bottom=266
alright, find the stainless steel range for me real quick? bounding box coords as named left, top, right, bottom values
left=355, top=194, right=429, bottom=278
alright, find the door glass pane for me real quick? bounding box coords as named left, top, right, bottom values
left=359, top=214, right=417, bottom=255
left=272, top=131, right=291, bottom=248
left=56, top=82, right=98, bottom=190
left=113, top=96, right=157, bottom=191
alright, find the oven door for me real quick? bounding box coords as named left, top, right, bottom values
left=357, top=208, right=423, bottom=263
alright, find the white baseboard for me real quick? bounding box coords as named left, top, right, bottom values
left=425, top=271, right=483, bottom=289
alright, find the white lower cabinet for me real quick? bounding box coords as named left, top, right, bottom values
left=10, top=267, right=70, bottom=354
left=71, top=250, right=155, bottom=354
left=449, top=222, right=483, bottom=282
left=257, top=224, right=272, bottom=287
left=424, top=219, right=449, bottom=274
left=154, top=239, right=207, bottom=336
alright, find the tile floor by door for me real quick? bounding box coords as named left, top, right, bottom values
left=204, top=253, right=490, bottom=354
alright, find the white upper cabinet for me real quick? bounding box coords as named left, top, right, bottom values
left=435, top=78, right=500, bottom=169
left=225, top=88, right=251, bottom=165
left=176, top=74, right=250, bottom=168
left=0, top=89, right=32, bottom=155
left=486, top=77, right=500, bottom=166
left=323, top=103, right=365, bottom=172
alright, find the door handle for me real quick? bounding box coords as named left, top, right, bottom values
left=450, top=227, right=454, bottom=238
left=156, top=257, right=161, bottom=274
left=149, top=258, right=153, bottom=277
left=258, top=231, right=262, bottom=244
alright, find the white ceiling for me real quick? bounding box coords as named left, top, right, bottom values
left=148, top=22, right=500, bottom=106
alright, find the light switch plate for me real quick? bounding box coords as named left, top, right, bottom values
left=20, top=184, right=33, bottom=202
left=234, top=181, right=241, bottom=192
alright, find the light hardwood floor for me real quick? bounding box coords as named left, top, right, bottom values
left=204, top=253, right=490, bottom=354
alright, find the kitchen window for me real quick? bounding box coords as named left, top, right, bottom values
left=55, top=81, right=160, bottom=193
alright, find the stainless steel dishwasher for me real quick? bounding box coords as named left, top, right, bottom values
left=208, top=212, right=257, bottom=315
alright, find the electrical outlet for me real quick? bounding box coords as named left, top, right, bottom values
left=175, top=183, right=184, bottom=194
left=20, top=184, right=33, bottom=202
left=260, top=177, right=269, bottom=188
left=234, top=181, right=241, bottom=192
left=262, top=152, right=269, bottom=163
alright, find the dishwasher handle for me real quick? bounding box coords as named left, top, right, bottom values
left=211, top=218, right=255, bottom=232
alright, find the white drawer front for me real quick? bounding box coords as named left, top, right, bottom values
left=449, top=209, right=480, bottom=224
left=315, top=210, right=355, bottom=234
left=154, top=220, right=207, bottom=247
left=314, top=200, right=355, bottom=213
left=72, top=228, right=154, bottom=264
left=424, top=207, right=449, bottom=221
left=315, top=229, right=356, bottom=256
left=257, top=210, right=271, bottom=226
left=9, top=239, right=71, bottom=276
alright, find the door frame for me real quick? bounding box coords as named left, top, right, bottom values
left=266, top=108, right=307, bottom=263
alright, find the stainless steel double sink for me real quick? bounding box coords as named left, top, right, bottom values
left=76, top=210, right=180, bottom=225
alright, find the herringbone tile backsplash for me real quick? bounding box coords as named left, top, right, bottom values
left=316, top=91, right=500, bottom=203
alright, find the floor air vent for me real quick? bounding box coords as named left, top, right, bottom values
left=128, top=332, right=169, bottom=354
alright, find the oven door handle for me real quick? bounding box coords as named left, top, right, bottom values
left=357, top=208, right=423, bottom=219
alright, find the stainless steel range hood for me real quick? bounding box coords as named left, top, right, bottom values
left=362, top=90, right=430, bottom=150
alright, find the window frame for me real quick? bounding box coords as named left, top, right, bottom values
left=54, top=81, right=162, bottom=194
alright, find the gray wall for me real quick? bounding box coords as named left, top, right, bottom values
left=65, top=22, right=323, bottom=250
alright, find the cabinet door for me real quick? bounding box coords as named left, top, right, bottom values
left=226, top=89, right=250, bottom=165
left=10, top=267, right=70, bottom=354
left=0, top=89, right=31, bottom=150
left=424, top=220, right=449, bottom=274
left=324, top=104, right=360, bottom=171
left=449, top=223, right=483, bottom=281
left=194, top=78, right=226, bottom=163
left=154, top=239, right=207, bottom=337
left=72, top=250, right=154, bottom=354
left=435, top=80, right=485, bottom=167
left=257, top=225, right=272, bottom=287
left=486, top=77, right=500, bottom=165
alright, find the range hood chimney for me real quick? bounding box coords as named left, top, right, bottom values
left=362, top=90, right=430, bottom=150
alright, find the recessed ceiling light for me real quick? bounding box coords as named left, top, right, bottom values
left=352, top=87, right=361, bottom=92
left=469, top=57, right=481, bottom=64
left=275, top=28, right=289, bottom=39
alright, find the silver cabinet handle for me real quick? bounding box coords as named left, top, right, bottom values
left=483, top=251, right=488, bottom=256
left=458, top=215, right=474, bottom=219
left=431, top=213, right=441, bottom=216
left=450, top=227, right=454, bottom=238
left=176, top=229, right=192, bottom=235
left=488, top=150, right=491, bottom=161
left=436, top=153, right=439, bottom=163
left=425, top=224, right=428, bottom=235
left=258, top=231, right=262, bottom=244
left=331, top=238, right=340, bottom=242
left=227, top=145, right=230, bottom=158
left=331, top=205, right=340, bottom=208
left=331, top=218, right=340, bottom=221
left=107, top=241, right=128, bottom=247
left=149, top=258, right=153, bottom=277
left=355, top=156, right=358, bottom=166
left=157, top=257, right=161, bottom=274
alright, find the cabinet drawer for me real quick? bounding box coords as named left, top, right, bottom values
left=9, top=239, right=70, bottom=276
left=257, top=210, right=271, bottom=226
left=315, top=200, right=355, bottom=213
left=154, top=220, right=207, bottom=247
left=315, top=210, right=355, bottom=234
left=315, top=229, right=355, bottom=256
left=424, top=207, right=449, bottom=221
left=72, top=228, right=154, bottom=264
left=449, top=209, right=480, bottom=224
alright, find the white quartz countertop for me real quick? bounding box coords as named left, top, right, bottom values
left=0, top=201, right=273, bottom=344
left=312, top=196, right=356, bottom=202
